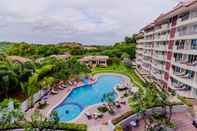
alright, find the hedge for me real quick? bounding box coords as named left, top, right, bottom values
left=112, top=110, right=134, bottom=125
left=0, top=122, right=87, bottom=131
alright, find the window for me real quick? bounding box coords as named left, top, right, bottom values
left=180, top=12, right=189, bottom=21
left=190, top=10, right=197, bottom=19
left=191, top=39, right=197, bottom=49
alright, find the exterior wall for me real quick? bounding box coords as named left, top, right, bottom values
left=136, top=2, right=197, bottom=98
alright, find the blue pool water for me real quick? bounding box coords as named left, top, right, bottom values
left=52, top=75, right=123, bottom=122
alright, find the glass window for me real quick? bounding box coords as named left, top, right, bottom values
left=191, top=39, right=197, bottom=49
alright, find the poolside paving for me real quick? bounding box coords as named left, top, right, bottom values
left=74, top=97, right=131, bottom=131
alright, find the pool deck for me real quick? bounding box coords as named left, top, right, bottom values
left=25, top=73, right=136, bottom=130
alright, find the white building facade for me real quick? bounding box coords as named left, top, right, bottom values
left=136, top=0, right=197, bottom=98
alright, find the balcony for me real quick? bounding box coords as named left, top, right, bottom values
left=143, top=58, right=152, bottom=65
left=151, top=71, right=164, bottom=81
left=153, top=45, right=167, bottom=51
left=170, top=70, right=197, bottom=89
left=171, top=60, right=197, bottom=72
left=152, top=54, right=166, bottom=61
left=173, top=48, right=197, bottom=55
left=154, top=24, right=170, bottom=33
left=137, top=39, right=144, bottom=43
left=144, top=31, right=154, bottom=36
left=136, top=49, right=143, bottom=54
left=176, top=14, right=197, bottom=28
left=175, top=25, right=197, bottom=40
left=143, top=46, right=152, bottom=50
left=151, top=63, right=165, bottom=71
left=173, top=40, right=197, bottom=55
left=143, top=52, right=152, bottom=57
left=169, top=78, right=197, bottom=98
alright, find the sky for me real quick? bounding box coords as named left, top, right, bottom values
left=0, top=0, right=183, bottom=45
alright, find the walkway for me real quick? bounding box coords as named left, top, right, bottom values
left=130, top=112, right=196, bottom=131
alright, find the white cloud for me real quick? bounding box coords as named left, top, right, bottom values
left=0, top=0, right=180, bottom=45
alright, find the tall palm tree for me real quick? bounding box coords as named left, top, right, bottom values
left=0, top=57, right=19, bottom=97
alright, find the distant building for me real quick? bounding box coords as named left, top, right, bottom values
left=50, top=52, right=71, bottom=60
left=136, top=0, right=197, bottom=98
left=8, top=56, right=31, bottom=63
left=80, top=56, right=109, bottom=67
left=83, top=46, right=97, bottom=50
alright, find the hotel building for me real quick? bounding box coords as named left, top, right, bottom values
left=136, top=0, right=197, bottom=98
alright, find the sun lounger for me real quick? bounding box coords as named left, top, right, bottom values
left=93, top=112, right=103, bottom=119
left=42, top=96, right=48, bottom=100
left=115, top=102, right=121, bottom=108
left=120, top=100, right=126, bottom=105
left=57, top=86, right=64, bottom=90
left=85, top=112, right=92, bottom=119
left=68, top=81, right=73, bottom=85
left=51, top=89, right=58, bottom=95
left=63, top=84, right=68, bottom=88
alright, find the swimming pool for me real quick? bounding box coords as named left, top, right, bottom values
left=52, top=75, right=123, bottom=122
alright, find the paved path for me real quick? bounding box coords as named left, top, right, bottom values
left=130, top=112, right=196, bottom=131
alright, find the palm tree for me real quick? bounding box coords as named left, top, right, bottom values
left=0, top=58, right=19, bottom=97
left=101, top=92, right=116, bottom=113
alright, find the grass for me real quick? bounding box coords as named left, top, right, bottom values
left=91, top=64, right=145, bottom=89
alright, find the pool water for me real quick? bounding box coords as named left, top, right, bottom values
left=52, top=75, right=123, bottom=122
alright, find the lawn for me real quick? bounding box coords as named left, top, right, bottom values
left=91, top=64, right=145, bottom=89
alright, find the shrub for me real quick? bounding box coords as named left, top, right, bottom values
left=37, top=102, right=48, bottom=109
left=97, top=106, right=108, bottom=113
left=115, top=125, right=123, bottom=131
left=0, top=99, right=20, bottom=109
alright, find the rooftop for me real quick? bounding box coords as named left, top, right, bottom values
left=80, top=56, right=109, bottom=62
left=50, top=52, right=71, bottom=59
left=8, top=56, right=31, bottom=63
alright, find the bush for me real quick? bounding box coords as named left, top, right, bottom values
left=37, top=102, right=48, bottom=109
left=171, top=90, right=176, bottom=96
left=0, top=123, right=87, bottom=131
left=0, top=99, right=20, bottom=109
left=115, top=125, right=123, bottom=131
left=97, top=106, right=108, bottom=113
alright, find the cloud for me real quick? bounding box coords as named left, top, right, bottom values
left=0, top=0, right=179, bottom=45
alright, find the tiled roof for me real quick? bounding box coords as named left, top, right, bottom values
left=80, top=56, right=109, bottom=61
left=8, top=56, right=31, bottom=63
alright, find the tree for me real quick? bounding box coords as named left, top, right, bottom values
left=101, top=92, right=116, bottom=113
left=0, top=55, right=19, bottom=97
left=129, top=82, right=172, bottom=130
left=124, top=36, right=136, bottom=44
